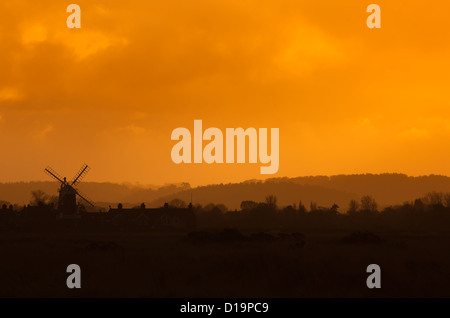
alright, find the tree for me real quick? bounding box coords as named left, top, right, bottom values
left=348, top=199, right=359, bottom=214
left=170, top=198, right=187, bottom=208
left=265, top=195, right=277, bottom=210
left=282, top=205, right=296, bottom=214
left=240, top=200, right=258, bottom=211
left=215, top=204, right=228, bottom=213
left=49, top=195, right=59, bottom=206
left=0, top=200, right=11, bottom=209
left=444, top=193, right=450, bottom=208
left=423, top=191, right=443, bottom=206
left=331, top=203, right=339, bottom=213
left=31, top=190, right=50, bottom=206
left=414, top=198, right=424, bottom=211
left=360, top=195, right=377, bottom=212
left=298, top=201, right=306, bottom=213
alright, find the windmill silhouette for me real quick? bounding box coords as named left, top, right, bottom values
left=44, top=164, right=94, bottom=215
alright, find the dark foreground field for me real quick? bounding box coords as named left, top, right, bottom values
left=1, top=230, right=449, bottom=297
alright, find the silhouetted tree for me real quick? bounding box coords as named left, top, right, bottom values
left=170, top=198, right=187, bottom=208
left=282, top=205, right=296, bottom=214
left=215, top=204, right=228, bottom=213
left=423, top=191, right=443, bottom=206
left=414, top=198, right=424, bottom=211
left=240, top=200, right=258, bottom=211
left=331, top=203, right=339, bottom=213
left=203, top=203, right=227, bottom=213
left=198, top=203, right=225, bottom=227
left=265, top=195, right=277, bottom=210
left=443, top=193, right=450, bottom=208
left=49, top=195, right=58, bottom=206
left=360, top=195, right=377, bottom=212
left=30, top=190, right=50, bottom=206
left=0, top=200, right=11, bottom=208
left=348, top=199, right=359, bottom=214
left=298, top=201, right=306, bottom=214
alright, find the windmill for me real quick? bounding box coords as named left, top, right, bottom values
left=44, top=164, right=94, bottom=215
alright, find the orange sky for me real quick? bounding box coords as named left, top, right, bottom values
left=0, top=0, right=450, bottom=186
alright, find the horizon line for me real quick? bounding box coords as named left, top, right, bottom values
left=1, top=172, right=450, bottom=188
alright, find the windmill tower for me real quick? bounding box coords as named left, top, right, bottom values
left=44, top=164, right=94, bottom=216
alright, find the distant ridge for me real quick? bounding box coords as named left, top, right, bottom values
left=2, top=174, right=450, bottom=211
left=150, top=174, right=450, bottom=210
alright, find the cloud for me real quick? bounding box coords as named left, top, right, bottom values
left=273, top=23, right=345, bottom=75
left=35, top=124, right=54, bottom=140
left=0, top=87, right=23, bottom=102
left=131, top=112, right=149, bottom=120
left=21, top=24, right=48, bottom=45
left=397, top=128, right=430, bottom=140
left=358, top=117, right=372, bottom=127
left=119, top=124, right=147, bottom=136
left=19, top=19, right=128, bottom=61
left=54, top=31, right=128, bottom=61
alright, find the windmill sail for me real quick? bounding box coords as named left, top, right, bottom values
left=71, top=164, right=90, bottom=187
left=75, top=189, right=94, bottom=207
left=44, top=166, right=65, bottom=184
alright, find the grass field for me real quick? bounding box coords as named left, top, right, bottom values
left=1, top=230, right=450, bottom=297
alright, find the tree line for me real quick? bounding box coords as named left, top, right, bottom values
left=175, top=192, right=450, bottom=231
